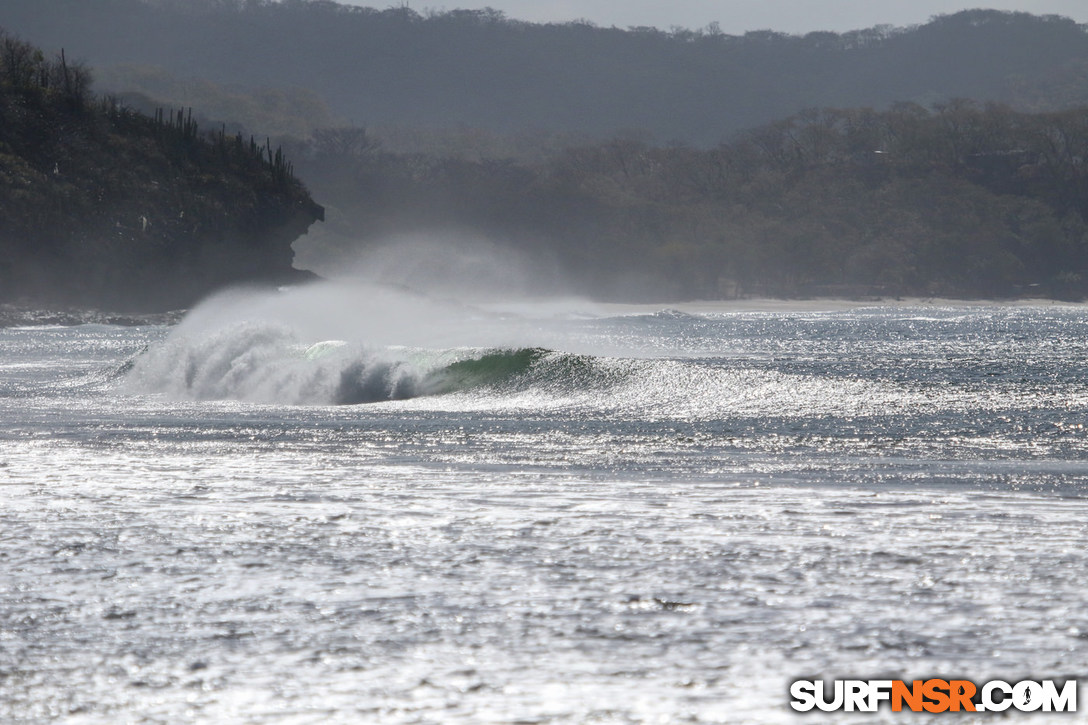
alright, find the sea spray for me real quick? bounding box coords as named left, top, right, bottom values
left=166, top=281, right=523, bottom=350
left=121, top=281, right=566, bottom=404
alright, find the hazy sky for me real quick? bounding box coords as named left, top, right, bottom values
left=372, top=1, right=1088, bottom=33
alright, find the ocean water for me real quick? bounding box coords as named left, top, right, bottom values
left=3, top=286, right=1088, bottom=723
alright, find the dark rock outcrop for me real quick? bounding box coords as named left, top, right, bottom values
left=0, top=31, right=323, bottom=311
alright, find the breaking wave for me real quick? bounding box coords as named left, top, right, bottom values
left=121, top=283, right=1074, bottom=419
left=122, top=320, right=614, bottom=405
left=121, top=316, right=917, bottom=422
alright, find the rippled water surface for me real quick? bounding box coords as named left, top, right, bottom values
left=4, top=296, right=1088, bottom=723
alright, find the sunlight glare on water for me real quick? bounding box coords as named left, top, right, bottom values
left=3, top=294, right=1088, bottom=722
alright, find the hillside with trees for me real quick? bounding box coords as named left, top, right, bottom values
left=5, top=2, right=1088, bottom=145
left=6, top=4, right=1088, bottom=303
left=0, top=30, right=322, bottom=310
left=289, top=101, right=1088, bottom=300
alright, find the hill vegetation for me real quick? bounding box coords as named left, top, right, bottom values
left=290, top=101, right=1088, bottom=300
left=6, top=4, right=1088, bottom=303
left=0, top=30, right=322, bottom=310
left=5, top=2, right=1088, bottom=145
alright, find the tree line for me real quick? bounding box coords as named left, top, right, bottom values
left=5, top=2, right=1088, bottom=145
left=289, top=101, right=1088, bottom=300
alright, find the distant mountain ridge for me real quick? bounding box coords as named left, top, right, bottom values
left=3, top=1, right=1088, bottom=144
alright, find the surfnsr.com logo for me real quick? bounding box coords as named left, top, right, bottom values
left=790, top=679, right=1077, bottom=713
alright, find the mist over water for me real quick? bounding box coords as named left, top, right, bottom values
left=294, top=231, right=573, bottom=301
left=171, top=281, right=523, bottom=349
left=322, top=233, right=571, bottom=301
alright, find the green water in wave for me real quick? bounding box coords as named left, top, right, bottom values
left=421, top=347, right=548, bottom=395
